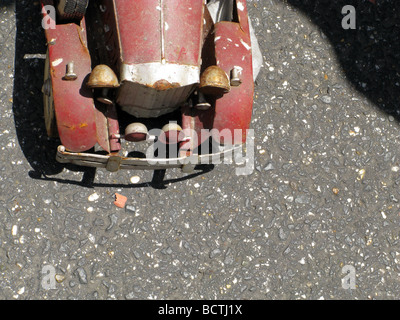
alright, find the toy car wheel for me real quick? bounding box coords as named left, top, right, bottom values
left=57, top=0, right=89, bottom=21
left=42, top=50, right=58, bottom=138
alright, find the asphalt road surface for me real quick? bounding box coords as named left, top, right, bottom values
left=1, top=0, right=400, bottom=300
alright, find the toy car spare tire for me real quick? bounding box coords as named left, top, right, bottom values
left=57, top=0, right=89, bottom=21
left=42, top=49, right=58, bottom=138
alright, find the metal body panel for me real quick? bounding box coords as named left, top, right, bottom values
left=112, top=0, right=204, bottom=118
left=114, top=0, right=161, bottom=64
left=117, top=62, right=199, bottom=117
left=42, top=2, right=100, bottom=152
left=212, top=0, right=254, bottom=145
left=119, top=62, right=200, bottom=86
left=181, top=105, right=214, bottom=151
left=182, top=0, right=254, bottom=147
left=119, top=82, right=197, bottom=118
left=113, top=0, right=204, bottom=66
left=162, top=0, right=204, bottom=65
left=212, top=20, right=254, bottom=144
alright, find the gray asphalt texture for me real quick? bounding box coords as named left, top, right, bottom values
left=1, top=0, right=400, bottom=300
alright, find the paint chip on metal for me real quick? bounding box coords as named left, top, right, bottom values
left=52, top=58, right=63, bottom=67
left=240, top=39, right=251, bottom=51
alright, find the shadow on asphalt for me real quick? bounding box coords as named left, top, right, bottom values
left=11, top=0, right=214, bottom=189
left=27, top=165, right=214, bottom=189
left=286, top=0, right=400, bottom=119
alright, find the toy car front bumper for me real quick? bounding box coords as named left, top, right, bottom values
left=56, top=145, right=241, bottom=172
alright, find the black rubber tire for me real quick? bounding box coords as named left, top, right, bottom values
left=57, top=0, right=89, bottom=20
left=43, top=50, right=58, bottom=138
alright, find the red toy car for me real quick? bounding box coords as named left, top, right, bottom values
left=40, top=0, right=259, bottom=173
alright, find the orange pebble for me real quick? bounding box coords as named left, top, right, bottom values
left=113, top=193, right=127, bottom=208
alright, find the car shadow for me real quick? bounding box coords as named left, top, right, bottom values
left=285, top=0, right=400, bottom=119
left=12, top=1, right=63, bottom=175
left=11, top=0, right=214, bottom=189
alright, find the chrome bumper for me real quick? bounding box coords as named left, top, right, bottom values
left=56, top=145, right=240, bottom=172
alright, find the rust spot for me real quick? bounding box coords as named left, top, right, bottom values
left=199, top=65, right=230, bottom=96
left=76, top=24, right=89, bottom=54
left=61, top=124, right=76, bottom=130
left=50, top=67, right=56, bottom=78
left=63, top=123, right=88, bottom=130
left=87, top=65, right=119, bottom=88
left=151, top=79, right=180, bottom=91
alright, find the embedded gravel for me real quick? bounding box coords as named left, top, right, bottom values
left=1, top=0, right=400, bottom=300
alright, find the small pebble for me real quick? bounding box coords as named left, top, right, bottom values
left=88, top=193, right=100, bottom=202
left=75, top=267, right=88, bottom=284
left=209, top=248, right=222, bottom=259
left=278, top=228, right=288, bottom=240
left=130, top=176, right=140, bottom=184
left=264, top=162, right=275, bottom=171
left=11, top=225, right=17, bottom=236
left=125, top=205, right=136, bottom=214
left=55, top=274, right=66, bottom=283
left=320, top=95, right=332, bottom=104
left=106, top=214, right=118, bottom=231
left=358, top=169, right=366, bottom=180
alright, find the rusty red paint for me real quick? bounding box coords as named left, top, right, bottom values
left=114, top=0, right=162, bottom=64
left=105, top=104, right=121, bottom=152
left=94, top=106, right=111, bottom=153
left=181, top=104, right=215, bottom=151
left=182, top=0, right=254, bottom=147
left=163, top=0, right=204, bottom=65
left=212, top=17, right=254, bottom=145
left=176, top=47, right=188, bottom=62
left=113, top=0, right=203, bottom=66
left=41, top=1, right=117, bottom=153
left=40, top=0, right=254, bottom=165
left=42, top=7, right=98, bottom=152
left=152, top=79, right=180, bottom=91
